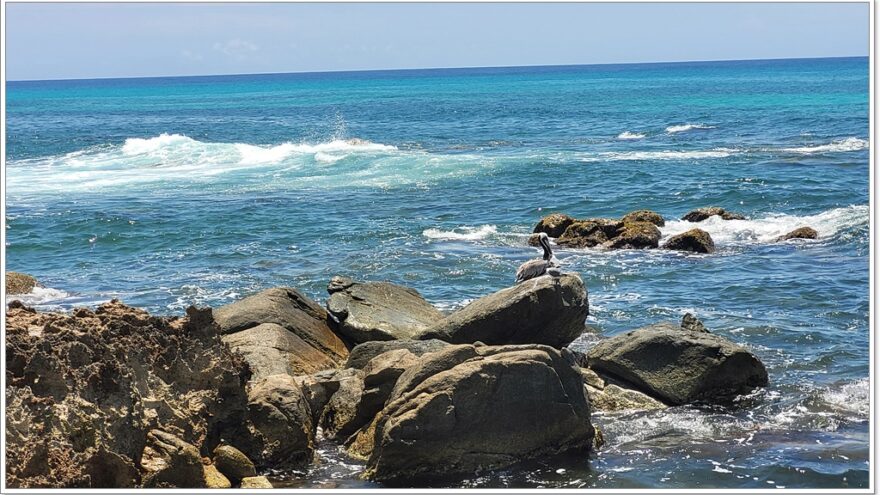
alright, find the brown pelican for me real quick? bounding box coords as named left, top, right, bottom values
left=516, top=233, right=561, bottom=283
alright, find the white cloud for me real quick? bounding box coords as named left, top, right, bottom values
left=180, top=49, right=204, bottom=62
left=212, top=38, right=259, bottom=60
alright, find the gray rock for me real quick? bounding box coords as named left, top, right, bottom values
left=294, top=368, right=361, bottom=427
left=326, top=279, right=444, bottom=344
left=320, top=370, right=366, bottom=441
left=587, top=323, right=768, bottom=405
left=355, top=344, right=594, bottom=482
left=345, top=339, right=451, bottom=369
left=245, top=374, right=314, bottom=468
left=681, top=313, right=709, bottom=333
left=222, top=323, right=343, bottom=380
left=681, top=207, right=746, bottom=222
left=419, top=273, right=588, bottom=348
left=663, top=228, right=716, bottom=253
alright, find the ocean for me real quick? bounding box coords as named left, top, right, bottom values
left=4, top=56, right=870, bottom=488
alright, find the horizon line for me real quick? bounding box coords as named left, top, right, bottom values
left=7, top=54, right=868, bottom=84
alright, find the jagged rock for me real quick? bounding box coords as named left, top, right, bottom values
left=141, top=430, right=206, bottom=488
left=602, top=221, right=661, bottom=249
left=203, top=464, right=231, bottom=489
left=777, top=226, right=818, bottom=241
left=293, top=368, right=361, bottom=427
left=358, top=344, right=595, bottom=482
left=212, top=445, right=256, bottom=482
left=681, top=207, right=746, bottom=222
left=418, top=273, right=588, bottom=348
left=557, top=219, right=624, bottom=248
left=319, top=370, right=366, bottom=441
left=222, top=323, right=342, bottom=380
left=6, top=271, right=37, bottom=295
left=663, top=228, right=715, bottom=253
left=345, top=339, right=451, bottom=369
left=681, top=313, right=709, bottom=333
left=240, top=476, right=273, bottom=488
left=245, top=374, right=314, bottom=468
left=533, top=213, right=576, bottom=237
left=621, top=209, right=665, bottom=227
left=587, top=322, right=768, bottom=405
left=326, top=279, right=444, bottom=344
left=587, top=384, right=667, bottom=412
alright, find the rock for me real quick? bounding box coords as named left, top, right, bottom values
left=245, top=374, right=314, bottom=468
left=240, top=476, right=274, bottom=488
left=326, top=279, right=444, bottom=344
left=580, top=367, right=605, bottom=390
left=141, top=430, right=206, bottom=488
left=681, top=313, right=709, bottom=333
left=777, top=226, right=818, bottom=241
left=222, top=323, right=342, bottom=380
left=5, top=300, right=255, bottom=488
left=587, top=322, right=768, bottom=405
left=359, top=344, right=595, bottom=482
left=418, top=273, right=588, bottom=348
left=203, top=464, right=231, bottom=489
left=681, top=207, right=746, bottom=222
left=587, top=384, right=667, bottom=412
left=602, top=221, right=661, bottom=249
left=621, top=209, right=665, bottom=227
left=212, top=445, right=256, bottom=482
left=532, top=213, right=576, bottom=237
left=345, top=339, right=451, bottom=369
left=663, top=228, right=715, bottom=253
left=293, top=368, right=361, bottom=426
left=557, top=219, right=623, bottom=248
left=319, top=370, right=366, bottom=441
left=6, top=272, right=37, bottom=295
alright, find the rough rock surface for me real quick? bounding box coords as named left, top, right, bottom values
left=345, top=339, right=451, bottom=369
left=5, top=301, right=254, bottom=488
left=681, top=313, right=709, bottom=333
left=532, top=213, right=576, bottom=237
left=557, top=219, right=624, bottom=248
left=357, top=344, right=595, bottom=482
left=418, top=273, right=588, bottom=348
left=203, top=464, right=231, bottom=489
left=777, top=226, right=819, bottom=241
left=621, top=209, right=665, bottom=227
left=240, top=476, right=274, bottom=488
left=681, top=207, right=746, bottom=222
left=663, top=228, right=716, bottom=253
left=212, top=445, right=256, bottom=482
left=214, top=287, right=348, bottom=374
left=141, top=430, right=207, bottom=488
left=320, top=370, right=366, bottom=441
left=602, top=221, right=662, bottom=249
left=587, top=322, right=768, bottom=405
left=6, top=271, right=37, bottom=295
left=245, top=374, right=315, bottom=468
left=293, top=368, right=361, bottom=428
left=587, top=384, right=667, bottom=412
left=326, top=277, right=444, bottom=343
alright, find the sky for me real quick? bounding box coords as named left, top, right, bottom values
left=4, top=2, right=870, bottom=81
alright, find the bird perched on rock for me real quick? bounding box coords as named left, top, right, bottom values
left=516, top=232, right=561, bottom=283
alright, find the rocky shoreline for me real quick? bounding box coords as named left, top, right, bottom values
left=6, top=264, right=771, bottom=488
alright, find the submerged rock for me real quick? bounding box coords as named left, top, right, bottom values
left=681, top=207, right=746, bottom=222
left=6, top=271, right=37, bottom=295
left=663, top=228, right=716, bottom=253
left=587, top=322, right=768, bottom=405
left=533, top=213, right=576, bottom=237
left=358, top=344, right=595, bottom=482
left=418, top=273, right=588, bottom=348
left=621, top=209, right=665, bottom=227
left=326, top=278, right=444, bottom=344
left=777, top=226, right=818, bottom=241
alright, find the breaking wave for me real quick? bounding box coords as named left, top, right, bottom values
left=423, top=225, right=499, bottom=241
left=666, top=123, right=716, bottom=133
left=782, top=137, right=869, bottom=154
left=617, top=131, right=646, bottom=140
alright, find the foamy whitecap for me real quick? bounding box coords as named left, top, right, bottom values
left=580, top=148, right=736, bottom=162
left=782, top=137, right=869, bottom=154
left=666, top=123, right=716, bottom=134
left=6, top=286, right=71, bottom=307
left=314, top=152, right=346, bottom=163
left=821, top=378, right=869, bottom=417
left=423, top=225, right=498, bottom=241
left=617, top=131, right=646, bottom=140
left=660, top=205, right=868, bottom=246
left=122, top=133, right=195, bottom=154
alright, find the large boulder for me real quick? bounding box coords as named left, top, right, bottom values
left=681, top=207, right=746, bottom=222
left=621, top=209, right=665, bottom=227
left=586, top=322, right=768, bottom=405
left=212, top=445, right=256, bottom=482
left=215, top=287, right=348, bottom=375
left=418, top=273, right=588, bottom=348
left=532, top=213, right=576, bottom=237
left=245, top=374, right=314, bottom=468
left=320, top=370, right=366, bottom=441
left=345, top=339, right=451, bottom=369
left=6, top=272, right=37, bottom=295
left=557, top=219, right=623, bottom=248
left=777, top=226, right=818, bottom=241
left=602, top=221, right=661, bottom=249
left=357, top=344, right=595, bottom=482
left=326, top=277, right=444, bottom=344
left=663, top=228, right=715, bottom=253
left=293, top=367, right=362, bottom=427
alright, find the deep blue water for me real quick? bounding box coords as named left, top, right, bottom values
left=5, top=57, right=870, bottom=488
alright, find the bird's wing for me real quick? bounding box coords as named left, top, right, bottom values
left=515, top=259, right=547, bottom=283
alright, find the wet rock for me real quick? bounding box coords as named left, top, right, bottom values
left=345, top=339, right=451, bottom=369
left=6, top=271, right=37, bottom=295
left=212, top=445, right=256, bottom=482
left=621, top=209, right=665, bottom=227
left=602, top=221, right=661, bottom=250
left=141, top=430, right=206, bottom=488
left=326, top=279, right=444, bottom=344
left=203, top=464, right=231, bottom=489
left=587, top=383, right=667, bottom=412
left=557, top=219, right=624, bottom=248
left=777, top=226, right=818, bottom=241
left=533, top=213, right=576, bottom=237
left=359, top=344, right=595, bottom=482
left=418, top=273, right=588, bottom=348
left=587, top=322, right=768, bottom=405
left=245, top=374, right=314, bottom=468
left=681, top=207, right=746, bottom=222
left=681, top=313, right=709, bottom=333
left=215, top=287, right=348, bottom=372
left=663, top=228, right=715, bottom=253
left=240, top=476, right=273, bottom=488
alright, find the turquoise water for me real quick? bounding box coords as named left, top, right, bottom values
left=5, top=57, right=870, bottom=488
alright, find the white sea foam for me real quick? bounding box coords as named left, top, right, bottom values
left=617, top=131, right=646, bottom=140
left=660, top=205, right=868, bottom=246
left=6, top=286, right=71, bottom=307
left=580, top=148, right=736, bottom=162
left=423, top=225, right=498, bottom=241
left=821, top=378, right=869, bottom=417
left=782, top=137, right=869, bottom=154
left=666, top=123, right=716, bottom=134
